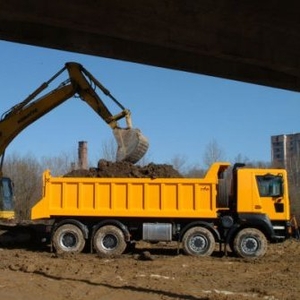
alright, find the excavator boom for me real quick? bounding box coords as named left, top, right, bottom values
left=0, top=62, right=148, bottom=172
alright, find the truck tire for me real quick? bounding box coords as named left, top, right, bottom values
left=233, top=228, right=267, bottom=259
left=52, top=224, right=86, bottom=253
left=93, top=225, right=127, bottom=258
left=182, top=226, right=215, bottom=257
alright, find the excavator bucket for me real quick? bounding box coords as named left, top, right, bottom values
left=113, top=128, right=149, bottom=164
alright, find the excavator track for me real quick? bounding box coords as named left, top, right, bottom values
left=114, top=128, right=149, bottom=164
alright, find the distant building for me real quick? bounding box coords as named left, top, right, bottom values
left=271, top=133, right=300, bottom=167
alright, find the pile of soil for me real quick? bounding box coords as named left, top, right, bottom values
left=64, top=160, right=183, bottom=178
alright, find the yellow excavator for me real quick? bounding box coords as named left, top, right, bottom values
left=0, top=62, right=148, bottom=218
left=0, top=62, right=148, bottom=169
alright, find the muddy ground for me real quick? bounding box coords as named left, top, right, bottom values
left=0, top=236, right=300, bottom=300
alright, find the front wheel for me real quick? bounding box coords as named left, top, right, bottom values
left=233, top=228, right=267, bottom=259
left=93, top=225, right=127, bottom=258
left=52, top=224, right=86, bottom=253
left=182, top=226, right=215, bottom=256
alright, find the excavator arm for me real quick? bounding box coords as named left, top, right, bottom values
left=0, top=62, right=148, bottom=173
left=66, top=63, right=148, bottom=163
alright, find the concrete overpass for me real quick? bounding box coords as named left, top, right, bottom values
left=0, top=1, right=300, bottom=92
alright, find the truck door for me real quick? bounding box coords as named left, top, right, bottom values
left=255, top=173, right=289, bottom=221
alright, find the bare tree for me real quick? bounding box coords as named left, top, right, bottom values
left=184, top=164, right=206, bottom=178
left=40, top=151, right=76, bottom=176
left=234, top=154, right=271, bottom=168
left=203, top=139, right=226, bottom=168
left=101, top=138, right=117, bottom=161
left=3, top=153, right=42, bottom=220
left=169, top=154, right=187, bottom=173
left=234, top=153, right=250, bottom=164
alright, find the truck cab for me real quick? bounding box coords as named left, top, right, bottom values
left=236, top=168, right=289, bottom=220
left=221, top=164, right=291, bottom=258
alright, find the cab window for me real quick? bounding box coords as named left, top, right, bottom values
left=256, top=174, right=283, bottom=197
left=0, top=178, right=14, bottom=210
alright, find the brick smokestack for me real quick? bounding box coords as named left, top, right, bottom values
left=78, top=141, right=88, bottom=170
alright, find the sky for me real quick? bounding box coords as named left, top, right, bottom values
left=1, top=40, right=299, bottom=168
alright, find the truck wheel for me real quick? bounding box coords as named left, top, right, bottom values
left=233, top=228, right=267, bottom=259
left=93, top=225, right=127, bottom=258
left=182, top=226, right=215, bottom=256
left=52, top=224, right=86, bottom=253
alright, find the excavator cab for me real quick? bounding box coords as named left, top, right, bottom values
left=0, top=176, right=14, bottom=219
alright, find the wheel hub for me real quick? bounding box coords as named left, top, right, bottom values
left=61, top=233, right=77, bottom=248
left=102, top=234, right=117, bottom=250
left=190, top=235, right=207, bottom=252
left=241, top=237, right=258, bottom=254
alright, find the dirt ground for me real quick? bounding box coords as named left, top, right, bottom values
left=0, top=236, right=300, bottom=300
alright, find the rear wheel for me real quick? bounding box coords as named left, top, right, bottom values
left=182, top=226, right=215, bottom=256
left=93, top=225, right=127, bottom=257
left=233, top=228, right=267, bottom=259
left=52, top=224, right=86, bottom=253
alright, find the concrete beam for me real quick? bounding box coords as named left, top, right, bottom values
left=0, top=0, right=300, bottom=91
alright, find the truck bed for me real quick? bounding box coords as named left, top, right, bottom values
left=31, top=163, right=230, bottom=220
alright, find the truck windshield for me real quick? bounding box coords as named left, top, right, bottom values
left=0, top=177, right=14, bottom=210
left=256, top=174, right=283, bottom=197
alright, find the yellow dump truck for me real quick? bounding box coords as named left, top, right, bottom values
left=19, top=162, right=290, bottom=259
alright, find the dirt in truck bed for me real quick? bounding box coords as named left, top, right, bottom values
left=64, top=160, right=183, bottom=178
left=0, top=235, right=300, bottom=300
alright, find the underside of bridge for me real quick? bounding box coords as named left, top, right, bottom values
left=0, top=1, right=300, bottom=92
